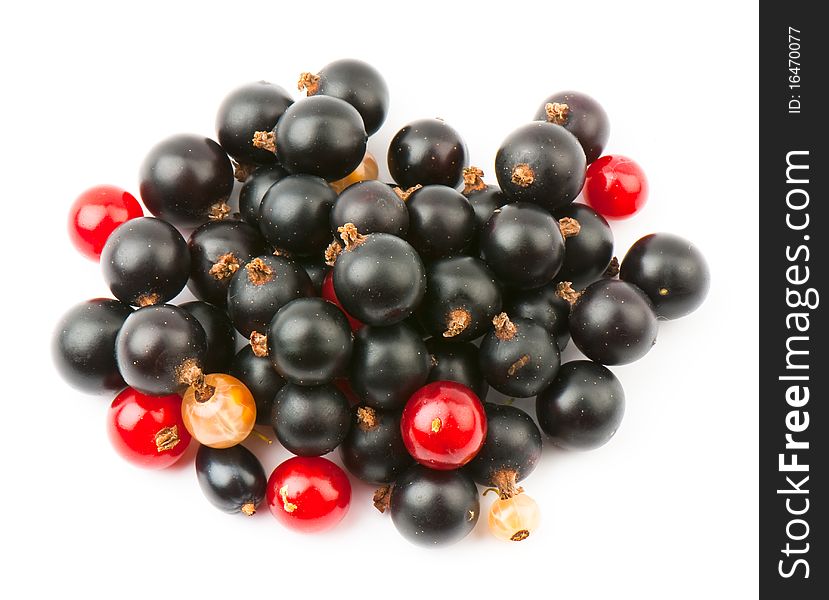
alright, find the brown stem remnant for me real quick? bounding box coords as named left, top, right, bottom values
left=208, top=202, right=232, bottom=221
left=491, top=469, right=524, bottom=500
left=252, top=131, right=276, bottom=154
left=246, top=257, right=274, bottom=285
left=443, top=308, right=471, bottom=338
left=176, top=359, right=215, bottom=403
left=393, top=184, right=422, bottom=202
left=511, top=529, right=530, bottom=542
left=136, top=292, right=161, bottom=307
left=558, top=217, right=581, bottom=238
left=271, top=248, right=291, bottom=258
left=507, top=354, right=531, bottom=377
left=356, top=406, right=379, bottom=431
left=324, top=239, right=343, bottom=266
left=373, top=485, right=392, bottom=513
left=492, top=312, right=518, bottom=341
left=250, top=331, right=268, bottom=358
left=544, top=102, right=570, bottom=125
left=337, top=223, right=367, bottom=251
left=431, top=417, right=442, bottom=433
left=603, top=256, right=620, bottom=278
left=462, top=166, right=486, bottom=194
left=209, top=253, right=241, bottom=280
left=297, top=72, right=320, bottom=95
left=240, top=503, right=256, bottom=516
left=233, top=161, right=255, bottom=182
left=555, top=281, right=582, bottom=305
left=279, top=486, right=298, bottom=513
left=511, top=163, right=535, bottom=187
left=154, top=425, right=180, bottom=453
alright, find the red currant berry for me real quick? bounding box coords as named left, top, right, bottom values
left=582, top=155, right=648, bottom=219
left=107, top=388, right=191, bottom=469
left=68, top=185, right=143, bottom=260
left=321, top=270, right=364, bottom=331
left=266, top=456, right=351, bottom=532
left=400, top=381, right=487, bottom=470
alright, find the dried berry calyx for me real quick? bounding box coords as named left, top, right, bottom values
left=443, top=308, right=471, bottom=338
left=209, top=253, right=241, bottom=280
left=393, top=184, right=422, bottom=202
left=556, top=281, right=582, bottom=305
left=251, top=130, right=276, bottom=153
left=246, top=257, right=274, bottom=285
left=337, top=223, right=367, bottom=250
left=492, top=312, right=518, bottom=341
left=462, top=166, right=486, bottom=194
left=558, top=217, right=581, bottom=238
left=297, top=72, right=320, bottom=95
left=545, top=102, right=570, bottom=125
left=511, top=163, right=535, bottom=187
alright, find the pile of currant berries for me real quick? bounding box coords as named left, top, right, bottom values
left=54, top=59, right=710, bottom=546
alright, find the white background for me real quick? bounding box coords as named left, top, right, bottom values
left=0, top=1, right=758, bottom=598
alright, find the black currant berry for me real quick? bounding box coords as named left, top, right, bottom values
left=187, top=219, right=266, bottom=307
left=216, top=81, right=293, bottom=166
left=495, top=122, right=586, bottom=210
left=238, top=164, right=289, bottom=226
left=267, top=297, right=352, bottom=385
left=180, top=301, right=236, bottom=374
left=332, top=225, right=426, bottom=326
left=298, top=59, right=389, bottom=135
left=295, top=256, right=328, bottom=294
left=417, top=256, right=502, bottom=342
left=195, top=444, right=267, bottom=515
left=461, top=168, right=508, bottom=232
left=226, top=255, right=314, bottom=337
left=569, top=279, right=658, bottom=365
left=139, top=134, right=233, bottom=227
left=100, top=217, right=190, bottom=307
left=271, top=96, right=367, bottom=181
left=425, top=338, right=488, bottom=400
left=479, top=203, right=566, bottom=290
left=536, top=361, right=625, bottom=450
left=350, top=322, right=430, bottom=411
left=258, top=175, right=336, bottom=256
left=115, top=304, right=207, bottom=396
left=467, top=403, right=542, bottom=487
left=534, top=91, right=610, bottom=164
left=620, top=233, right=710, bottom=320
left=340, top=406, right=413, bottom=484
left=331, top=180, right=409, bottom=237
left=503, top=282, right=571, bottom=350
left=230, top=346, right=285, bottom=426
left=406, top=185, right=475, bottom=260
left=553, top=203, right=613, bottom=288
left=270, top=383, right=351, bottom=456
left=479, top=313, right=560, bottom=398
left=53, top=299, right=133, bottom=393
left=387, top=118, right=468, bottom=189
left=389, top=465, right=479, bottom=547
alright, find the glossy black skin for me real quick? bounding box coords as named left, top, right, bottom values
left=464, top=185, right=507, bottom=233
left=569, top=279, right=658, bottom=365
left=388, top=119, right=468, bottom=189
left=115, top=305, right=207, bottom=395
left=534, top=91, right=610, bottom=164
left=275, top=96, right=367, bottom=181
left=480, top=203, right=565, bottom=290
left=230, top=346, right=285, bottom=426
left=467, top=403, right=542, bottom=486
left=331, top=180, right=409, bottom=237
left=267, top=298, right=353, bottom=385
left=479, top=317, right=561, bottom=397
left=504, top=283, right=571, bottom=350
left=417, top=256, right=502, bottom=342
left=340, top=405, right=412, bottom=484
left=259, top=175, right=336, bottom=256
left=295, top=257, right=327, bottom=294
left=179, top=301, right=236, bottom=374
left=332, top=233, right=426, bottom=326
left=53, top=299, right=132, bottom=394
left=406, top=185, right=475, bottom=260
left=187, top=219, right=266, bottom=307
left=195, top=444, right=267, bottom=514
left=270, top=383, right=351, bottom=456
left=620, top=233, right=710, bottom=320
left=226, top=255, right=314, bottom=337
left=495, top=122, right=586, bottom=211
left=390, top=465, right=480, bottom=547
left=216, top=81, right=293, bottom=165
left=536, top=361, right=625, bottom=450
left=101, top=217, right=189, bottom=307
left=425, top=338, right=488, bottom=400
left=311, top=59, right=389, bottom=135
left=239, top=164, right=289, bottom=225
left=553, top=203, right=614, bottom=288
left=350, top=323, right=430, bottom=411
left=139, top=134, right=233, bottom=227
